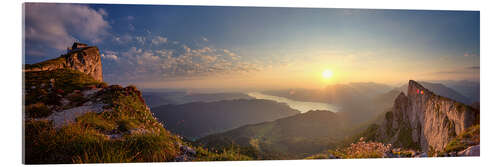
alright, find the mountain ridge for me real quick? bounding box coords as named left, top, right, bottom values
left=378, top=80, right=479, bottom=152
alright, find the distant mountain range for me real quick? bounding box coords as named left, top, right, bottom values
left=143, top=91, right=254, bottom=107
left=398, top=81, right=474, bottom=105
left=440, top=80, right=480, bottom=103
left=150, top=99, right=300, bottom=139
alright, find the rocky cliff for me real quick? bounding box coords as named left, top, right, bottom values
left=24, top=42, right=103, bottom=82
left=380, top=80, right=479, bottom=152
left=24, top=43, right=249, bottom=163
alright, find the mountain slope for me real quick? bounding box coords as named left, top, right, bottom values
left=198, top=110, right=360, bottom=159
left=151, top=99, right=300, bottom=139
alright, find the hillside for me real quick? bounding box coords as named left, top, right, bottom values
left=151, top=99, right=300, bottom=139
left=24, top=43, right=251, bottom=164
left=197, top=110, right=363, bottom=159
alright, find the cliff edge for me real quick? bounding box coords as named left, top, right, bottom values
left=24, top=42, right=103, bottom=82
left=380, top=80, right=480, bottom=152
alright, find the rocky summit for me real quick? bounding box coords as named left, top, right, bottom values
left=379, top=80, right=480, bottom=152
left=24, top=42, right=103, bottom=82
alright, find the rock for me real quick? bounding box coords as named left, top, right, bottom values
left=409, top=150, right=416, bottom=157
left=82, top=88, right=101, bottom=98
left=60, top=98, right=70, bottom=106
left=328, top=154, right=337, bottom=159
left=175, top=145, right=196, bottom=162
left=129, top=128, right=151, bottom=135
left=107, top=134, right=122, bottom=140
left=65, top=45, right=102, bottom=82
left=181, top=145, right=196, bottom=155
left=43, top=103, right=105, bottom=128
left=458, top=145, right=480, bottom=156
left=415, top=152, right=427, bottom=158
left=49, top=78, right=55, bottom=88
left=449, top=152, right=457, bottom=156
left=379, top=80, right=480, bottom=152
left=24, top=42, right=103, bottom=82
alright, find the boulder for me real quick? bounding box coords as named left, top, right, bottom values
left=458, top=145, right=480, bottom=156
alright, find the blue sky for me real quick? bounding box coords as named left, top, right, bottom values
left=24, top=3, right=479, bottom=90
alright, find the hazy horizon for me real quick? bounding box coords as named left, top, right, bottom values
left=25, top=4, right=479, bottom=91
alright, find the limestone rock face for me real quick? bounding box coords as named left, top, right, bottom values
left=381, top=80, right=479, bottom=152
left=25, top=43, right=103, bottom=82
left=65, top=46, right=103, bottom=82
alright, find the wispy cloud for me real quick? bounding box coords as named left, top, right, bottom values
left=151, top=36, right=168, bottom=45
left=464, top=52, right=479, bottom=57
left=432, top=66, right=480, bottom=75
left=467, top=66, right=480, bottom=70
left=104, top=38, right=263, bottom=82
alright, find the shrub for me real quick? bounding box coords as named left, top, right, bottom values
left=193, top=146, right=253, bottom=161
left=25, top=102, right=52, bottom=118
left=117, top=119, right=140, bottom=132
left=331, top=137, right=391, bottom=158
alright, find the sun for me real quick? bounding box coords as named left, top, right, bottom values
left=322, top=69, right=333, bottom=79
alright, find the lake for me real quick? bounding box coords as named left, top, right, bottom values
left=247, top=92, right=339, bottom=113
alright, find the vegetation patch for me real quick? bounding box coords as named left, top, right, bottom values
left=330, top=137, right=391, bottom=158
left=444, top=125, right=480, bottom=153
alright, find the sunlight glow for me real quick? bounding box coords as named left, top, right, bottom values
left=322, top=69, right=333, bottom=79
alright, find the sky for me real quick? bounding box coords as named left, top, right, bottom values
left=24, top=3, right=480, bottom=91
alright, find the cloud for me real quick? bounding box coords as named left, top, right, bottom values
left=25, top=3, right=110, bottom=52
left=112, top=34, right=133, bottom=43
left=105, top=44, right=262, bottom=82
left=202, top=37, right=209, bottom=42
left=128, top=23, right=135, bottom=31
left=136, top=36, right=146, bottom=45
left=464, top=52, right=479, bottom=57
left=467, top=66, right=480, bottom=70
left=101, top=51, right=119, bottom=61
left=432, top=66, right=480, bottom=74
left=151, top=36, right=168, bottom=45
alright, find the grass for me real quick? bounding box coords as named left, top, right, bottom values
left=24, top=55, right=66, bottom=70
left=25, top=102, right=52, bottom=118
left=444, top=125, right=480, bottom=153
left=76, top=112, right=116, bottom=132
left=24, top=69, right=104, bottom=109
left=193, top=146, right=253, bottom=161
left=24, top=68, right=183, bottom=163
left=25, top=120, right=182, bottom=164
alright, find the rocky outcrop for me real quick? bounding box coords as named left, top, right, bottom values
left=380, top=80, right=479, bottom=152
left=24, top=42, right=103, bottom=82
